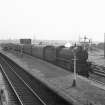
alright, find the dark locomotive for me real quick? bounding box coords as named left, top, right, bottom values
left=1, top=42, right=91, bottom=77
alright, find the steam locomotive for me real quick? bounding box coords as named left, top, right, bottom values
left=1, top=43, right=91, bottom=77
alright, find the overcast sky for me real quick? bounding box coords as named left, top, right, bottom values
left=0, top=0, right=105, bottom=42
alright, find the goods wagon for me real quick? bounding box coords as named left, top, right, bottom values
left=1, top=43, right=8, bottom=51
left=32, top=45, right=45, bottom=59
left=43, top=46, right=56, bottom=62
left=23, top=44, right=32, bottom=55
left=11, top=44, right=18, bottom=51
left=4, top=43, right=14, bottom=50
left=17, top=44, right=23, bottom=52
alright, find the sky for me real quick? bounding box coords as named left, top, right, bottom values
left=0, top=0, right=105, bottom=42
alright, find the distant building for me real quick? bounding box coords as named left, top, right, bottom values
left=20, top=39, right=31, bottom=44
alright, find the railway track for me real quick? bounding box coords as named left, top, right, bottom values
left=89, top=78, right=105, bottom=86
left=0, top=53, right=71, bottom=105
left=89, top=63, right=105, bottom=85
left=91, top=63, right=105, bottom=77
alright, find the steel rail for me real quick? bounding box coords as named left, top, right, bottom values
left=0, top=64, right=24, bottom=105
left=89, top=63, right=105, bottom=86
left=89, top=78, right=105, bottom=86
left=0, top=55, right=47, bottom=105
left=91, top=64, right=105, bottom=77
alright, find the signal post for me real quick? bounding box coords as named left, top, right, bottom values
left=72, top=44, right=78, bottom=87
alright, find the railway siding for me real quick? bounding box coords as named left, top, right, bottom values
left=1, top=50, right=105, bottom=105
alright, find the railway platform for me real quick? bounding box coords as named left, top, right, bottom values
left=1, top=50, right=105, bottom=105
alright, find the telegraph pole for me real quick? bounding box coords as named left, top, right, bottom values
left=72, top=43, right=78, bottom=87
left=72, top=53, right=77, bottom=87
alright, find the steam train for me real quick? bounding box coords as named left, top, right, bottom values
left=1, top=43, right=91, bottom=77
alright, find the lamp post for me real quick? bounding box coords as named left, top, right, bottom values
left=72, top=44, right=78, bottom=87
